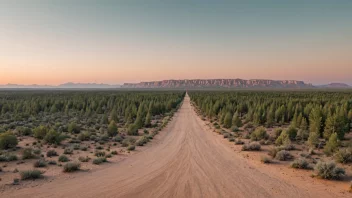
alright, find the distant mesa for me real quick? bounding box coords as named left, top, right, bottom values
left=318, top=83, right=350, bottom=88
left=122, top=79, right=314, bottom=89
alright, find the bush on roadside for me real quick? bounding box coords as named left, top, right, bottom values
left=58, top=155, right=70, bottom=162
left=63, top=162, right=81, bottom=172
left=334, top=147, right=352, bottom=164
left=314, top=161, right=345, bottom=180
left=46, top=150, right=58, bottom=157
left=275, top=150, right=293, bottom=161
left=261, top=156, right=271, bottom=164
left=291, top=158, right=311, bottom=169
left=242, top=142, right=261, bottom=151
left=20, top=170, right=43, bottom=180
left=33, top=159, right=47, bottom=168
left=0, top=132, right=18, bottom=150
left=251, top=127, right=268, bottom=141
left=22, top=148, right=36, bottom=160
left=93, top=157, right=107, bottom=165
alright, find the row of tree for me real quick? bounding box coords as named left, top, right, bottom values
left=189, top=91, right=352, bottom=142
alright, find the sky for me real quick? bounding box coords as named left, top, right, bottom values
left=0, top=0, right=352, bottom=85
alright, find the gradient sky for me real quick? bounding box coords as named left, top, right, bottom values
left=1, top=0, right=352, bottom=85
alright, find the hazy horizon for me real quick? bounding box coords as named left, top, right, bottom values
left=1, top=1, right=352, bottom=85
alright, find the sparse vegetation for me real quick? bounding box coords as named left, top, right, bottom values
left=242, top=142, right=261, bottom=151
left=20, top=170, right=43, bottom=180
left=314, top=161, right=345, bottom=180
left=291, top=158, right=311, bottom=169
left=63, top=162, right=81, bottom=172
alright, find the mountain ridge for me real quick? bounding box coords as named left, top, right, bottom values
left=122, top=79, right=314, bottom=89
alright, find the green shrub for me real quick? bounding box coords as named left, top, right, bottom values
left=64, top=148, right=73, bottom=154
left=78, top=156, right=90, bottom=162
left=291, top=158, right=311, bottom=169
left=314, top=161, right=345, bottom=180
left=63, top=162, right=81, bottom=172
left=0, top=153, right=18, bottom=162
left=127, top=124, right=138, bottom=136
left=261, top=156, right=272, bottom=164
left=33, top=125, right=49, bottom=139
left=111, top=151, right=118, bottom=155
left=242, top=142, right=261, bottom=151
left=275, top=150, right=293, bottom=161
left=113, top=135, right=123, bottom=143
left=251, top=127, right=268, bottom=141
left=58, top=155, right=70, bottom=162
left=107, top=121, right=118, bottom=137
left=0, top=132, right=18, bottom=149
left=136, top=136, right=149, bottom=146
left=286, top=126, right=298, bottom=140
left=323, top=133, right=339, bottom=156
left=68, top=122, right=80, bottom=134
left=275, top=131, right=291, bottom=146
left=95, top=151, right=106, bottom=157
left=46, top=150, right=58, bottom=157
left=33, top=159, right=47, bottom=168
left=20, top=170, right=43, bottom=180
left=44, top=130, right=63, bottom=144
left=22, top=148, right=36, bottom=160
left=127, top=145, right=136, bottom=151
left=334, top=148, right=352, bottom=164
left=274, top=128, right=283, bottom=138
left=93, top=157, right=107, bottom=165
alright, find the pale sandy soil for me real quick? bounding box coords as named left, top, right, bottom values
left=1, top=95, right=350, bottom=198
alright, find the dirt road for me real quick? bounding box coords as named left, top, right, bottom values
left=3, top=95, right=347, bottom=198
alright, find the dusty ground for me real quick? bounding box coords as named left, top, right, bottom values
left=1, top=94, right=350, bottom=198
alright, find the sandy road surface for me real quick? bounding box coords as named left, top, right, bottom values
left=2, top=95, right=347, bottom=198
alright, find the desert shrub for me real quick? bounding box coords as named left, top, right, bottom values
left=78, top=131, right=91, bottom=141
left=113, top=135, right=123, bottom=143
left=323, top=133, right=339, bottom=156
left=268, top=147, right=279, bottom=158
left=93, top=157, right=107, bottom=165
left=127, top=145, right=136, bottom=151
left=127, top=124, right=138, bottom=136
left=334, top=148, right=352, bottom=164
left=63, top=162, right=81, bottom=172
left=33, top=159, right=47, bottom=168
left=223, top=133, right=230, bottom=139
left=235, top=139, right=244, bottom=145
left=79, top=156, right=90, bottom=162
left=111, top=150, right=118, bottom=155
left=231, top=126, right=240, bottom=132
left=251, top=127, right=268, bottom=141
left=274, top=128, right=283, bottom=138
left=64, top=148, right=73, bottom=154
left=0, top=153, right=18, bottom=162
left=286, top=126, right=298, bottom=140
left=17, top=127, right=32, bottom=136
left=33, top=148, right=41, bottom=155
left=46, top=150, right=58, bottom=157
left=95, top=151, right=106, bottom=157
left=68, top=122, right=80, bottom=134
left=22, top=148, right=36, bottom=160
left=48, top=160, right=57, bottom=165
left=242, top=142, right=261, bottom=151
left=106, top=154, right=112, bottom=158
left=0, top=132, right=18, bottom=149
left=261, top=156, right=272, bottom=164
left=44, top=130, right=63, bottom=144
left=314, top=161, right=345, bottom=180
left=291, top=158, right=311, bottom=169
left=72, top=144, right=80, bottom=150
left=275, top=130, right=291, bottom=146
left=20, top=170, right=43, bottom=180
left=58, top=155, right=70, bottom=162
left=78, top=145, right=87, bottom=151
left=229, top=137, right=235, bottom=142
left=33, top=125, right=49, bottom=139
left=275, top=150, right=293, bottom=161
left=108, top=121, right=118, bottom=137
left=136, top=136, right=149, bottom=146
